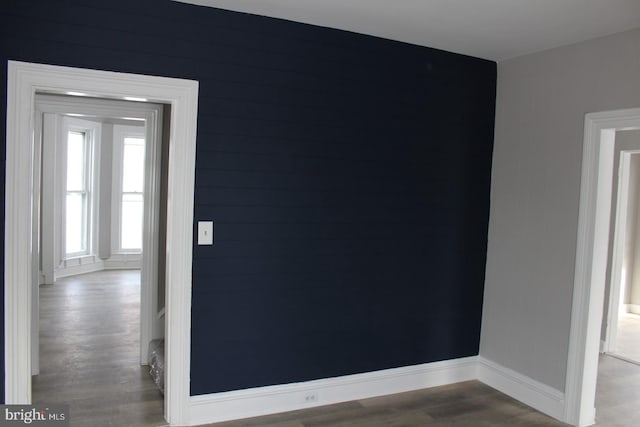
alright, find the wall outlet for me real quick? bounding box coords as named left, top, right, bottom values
left=303, top=391, right=318, bottom=404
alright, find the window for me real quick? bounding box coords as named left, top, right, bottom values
left=65, top=129, right=92, bottom=257
left=112, top=125, right=146, bottom=253
left=120, top=137, right=145, bottom=250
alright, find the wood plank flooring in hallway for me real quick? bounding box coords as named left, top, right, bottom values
left=32, top=270, right=166, bottom=427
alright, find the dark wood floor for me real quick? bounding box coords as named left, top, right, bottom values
left=31, top=270, right=640, bottom=426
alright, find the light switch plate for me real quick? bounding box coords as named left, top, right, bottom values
left=198, top=221, right=213, bottom=245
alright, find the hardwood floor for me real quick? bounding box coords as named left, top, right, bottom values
left=32, top=270, right=166, bottom=427
left=32, top=270, right=640, bottom=426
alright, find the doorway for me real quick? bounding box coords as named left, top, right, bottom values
left=31, top=93, right=166, bottom=373
left=5, top=61, right=198, bottom=426
left=603, top=133, right=640, bottom=365
left=565, top=108, right=640, bottom=427
left=29, top=93, right=167, bottom=424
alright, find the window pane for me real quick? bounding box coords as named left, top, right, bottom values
left=121, top=193, right=143, bottom=250
left=66, top=193, right=85, bottom=254
left=67, top=131, right=85, bottom=191
left=122, top=138, right=145, bottom=193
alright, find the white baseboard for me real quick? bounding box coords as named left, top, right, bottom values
left=625, top=304, right=640, bottom=315
left=104, top=253, right=141, bottom=270
left=53, top=254, right=140, bottom=278
left=477, top=356, right=565, bottom=422
left=186, top=356, right=478, bottom=425
left=174, top=356, right=568, bottom=426
left=55, top=258, right=105, bottom=279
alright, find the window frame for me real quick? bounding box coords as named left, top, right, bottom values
left=111, top=124, right=146, bottom=254
left=61, top=117, right=100, bottom=260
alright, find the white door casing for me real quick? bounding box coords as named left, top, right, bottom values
left=565, top=108, right=640, bottom=426
left=5, top=61, right=199, bottom=425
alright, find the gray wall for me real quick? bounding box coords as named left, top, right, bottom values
left=481, top=27, right=640, bottom=392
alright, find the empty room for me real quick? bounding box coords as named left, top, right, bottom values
left=2, top=1, right=640, bottom=426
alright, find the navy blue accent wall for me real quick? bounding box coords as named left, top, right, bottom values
left=0, top=0, right=496, bottom=399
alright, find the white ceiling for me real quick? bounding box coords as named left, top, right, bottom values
left=175, top=0, right=640, bottom=61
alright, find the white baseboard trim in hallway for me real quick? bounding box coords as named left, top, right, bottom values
left=187, top=356, right=478, bottom=425
left=476, top=356, right=565, bottom=422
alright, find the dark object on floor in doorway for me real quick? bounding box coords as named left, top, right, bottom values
left=149, top=339, right=165, bottom=394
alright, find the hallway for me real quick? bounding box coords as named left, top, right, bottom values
left=31, top=270, right=166, bottom=427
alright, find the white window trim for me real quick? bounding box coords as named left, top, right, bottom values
left=61, top=117, right=101, bottom=260
left=111, top=124, right=146, bottom=254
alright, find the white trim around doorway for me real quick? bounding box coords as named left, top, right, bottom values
left=4, top=61, right=199, bottom=426
left=565, top=107, right=640, bottom=427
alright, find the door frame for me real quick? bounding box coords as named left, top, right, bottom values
left=5, top=61, right=199, bottom=425
left=564, top=107, right=640, bottom=426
